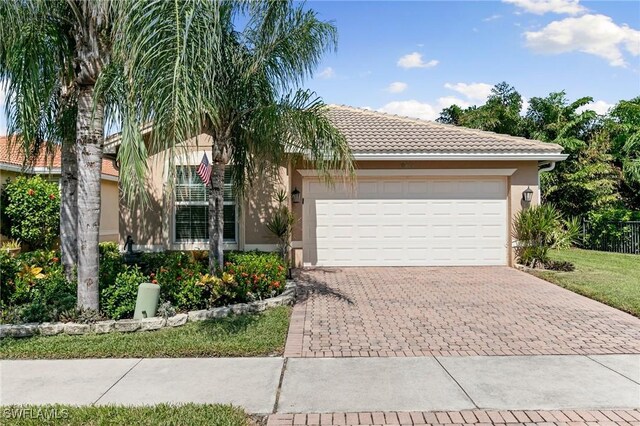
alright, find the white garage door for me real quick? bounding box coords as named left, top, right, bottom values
left=303, top=177, right=508, bottom=266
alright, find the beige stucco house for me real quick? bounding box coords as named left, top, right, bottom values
left=105, top=105, right=566, bottom=267
left=0, top=136, right=120, bottom=243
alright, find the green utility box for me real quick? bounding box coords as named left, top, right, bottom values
left=133, top=282, right=160, bottom=319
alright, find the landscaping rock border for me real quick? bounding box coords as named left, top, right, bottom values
left=0, top=281, right=296, bottom=339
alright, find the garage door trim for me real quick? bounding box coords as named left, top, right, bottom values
left=302, top=174, right=509, bottom=267
left=297, top=168, right=518, bottom=177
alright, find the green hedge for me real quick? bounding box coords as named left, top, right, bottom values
left=1, top=246, right=288, bottom=323
left=1, top=176, right=60, bottom=249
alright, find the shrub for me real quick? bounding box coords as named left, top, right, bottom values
left=0, top=249, right=20, bottom=305
left=59, top=307, right=105, bottom=323
left=31, top=269, right=76, bottom=319
left=585, top=207, right=640, bottom=248
left=154, top=252, right=206, bottom=311
left=224, top=251, right=286, bottom=303
left=157, top=301, right=176, bottom=318
left=196, top=272, right=234, bottom=307
left=513, top=205, right=580, bottom=268
left=99, top=242, right=124, bottom=289
left=0, top=249, right=73, bottom=323
left=6, top=268, right=75, bottom=323
left=3, top=246, right=288, bottom=322
left=101, top=266, right=148, bottom=320
left=1, top=176, right=60, bottom=249
left=9, top=250, right=65, bottom=304
left=265, top=190, right=296, bottom=265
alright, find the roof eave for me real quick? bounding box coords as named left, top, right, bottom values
left=351, top=152, right=569, bottom=161
left=0, top=163, right=118, bottom=180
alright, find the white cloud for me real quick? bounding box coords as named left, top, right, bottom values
left=444, top=82, right=493, bottom=101
left=386, top=82, right=408, bottom=93
left=379, top=100, right=438, bottom=121
left=397, top=52, right=439, bottom=69
left=378, top=97, right=470, bottom=122
left=503, top=0, right=586, bottom=15
left=484, top=14, right=503, bottom=22
left=577, top=100, right=614, bottom=115
left=317, top=67, right=335, bottom=79
left=524, top=14, right=640, bottom=67
left=437, top=96, right=471, bottom=110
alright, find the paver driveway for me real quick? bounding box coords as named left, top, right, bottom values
left=284, top=267, right=640, bottom=357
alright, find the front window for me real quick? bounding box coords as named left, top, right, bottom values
left=174, top=166, right=236, bottom=242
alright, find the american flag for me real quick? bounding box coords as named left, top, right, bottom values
left=196, top=153, right=211, bottom=185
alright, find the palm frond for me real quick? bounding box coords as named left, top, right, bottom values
left=0, top=0, right=75, bottom=165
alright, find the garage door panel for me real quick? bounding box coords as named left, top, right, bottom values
left=303, top=177, right=507, bottom=266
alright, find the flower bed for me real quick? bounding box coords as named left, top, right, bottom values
left=1, top=243, right=288, bottom=325
left=0, top=281, right=296, bottom=338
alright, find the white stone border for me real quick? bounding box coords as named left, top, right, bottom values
left=0, top=281, right=296, bottom=339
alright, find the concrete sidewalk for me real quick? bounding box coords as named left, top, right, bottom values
left=1, top=355, right=638, bottom=414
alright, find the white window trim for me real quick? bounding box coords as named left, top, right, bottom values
left=172, top=163, right=239, bottom=246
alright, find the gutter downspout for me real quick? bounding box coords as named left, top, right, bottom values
left=537, top=161, right=556, bottom=204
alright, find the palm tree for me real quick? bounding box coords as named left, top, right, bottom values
left=116, top=0, right=353, bottom=273
left=69, top=1, right=111, bottom=309
left=0, top=0, right=78, bottom=282
left=0, top=0, right=113, bottom=310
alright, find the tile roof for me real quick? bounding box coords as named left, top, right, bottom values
left=326, top=105, right=563, bottom=155
left=0, top=136, right=118, bottom=177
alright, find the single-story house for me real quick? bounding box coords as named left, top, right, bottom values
left=0, top=136, right=120, bottom=243
left=105, top=105, right=566, bottom=267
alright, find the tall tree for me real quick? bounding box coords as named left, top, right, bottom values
left=437, top=85, right=625, bottom=217
left=116, top=0, right=353, bottom=273
left=0, top=0, right=113, bottom=309
left=604, top=97, right=640, bottom=210
left=477, top=81, right=523, bottom=135
left=523, top=92, right=618, bottom=217
left=70, top=1, right=111, bottom=310
left=437, top=82, right=524, bottom=136
left=0, top=0, right=78, bottom=281
left=436, top=104, right=464, bottom=125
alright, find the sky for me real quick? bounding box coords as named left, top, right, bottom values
left=303, top=0, right=640, bottom=120
left=1, top=0, right=638, bottom=134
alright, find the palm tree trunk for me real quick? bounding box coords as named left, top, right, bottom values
left=209, top=160, right=226, bottom=274
left=60, top=136, right=78, bottom=282
left=76, top=86, right=104, bottom=310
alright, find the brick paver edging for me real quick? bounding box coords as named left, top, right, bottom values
left=0, top=282, right=296, bottom=339
left=267, top=409, right=640, bottom=425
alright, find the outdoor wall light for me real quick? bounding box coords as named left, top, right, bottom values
left=522, top=186, right=534, bottom=203
left=291, top=187, right=301, bottom=204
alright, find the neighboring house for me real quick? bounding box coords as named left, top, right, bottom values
left=105, top=105, right=566, bottom=267
left=0, top=136, right=120, bottom=243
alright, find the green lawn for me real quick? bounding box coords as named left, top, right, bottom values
left=0, top=306, right=290, bottom=360
left=0, top=404, right=254, bottom=426
left=530, top=248, right=640, bottom=317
